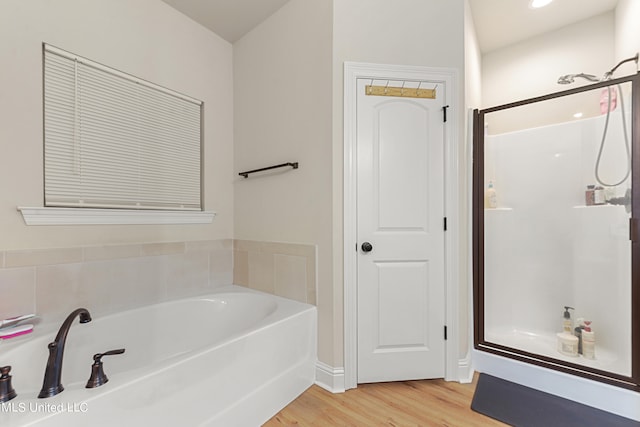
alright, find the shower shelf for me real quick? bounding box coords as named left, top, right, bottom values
left=573, top=205, right=620, bottom=209
left=484, top=207, right=512, bottom=211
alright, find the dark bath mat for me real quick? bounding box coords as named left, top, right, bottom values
left=471, top=373, right=640, bottom=427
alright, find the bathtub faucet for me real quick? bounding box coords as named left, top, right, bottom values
left=38, top=308, right=92, bottom=398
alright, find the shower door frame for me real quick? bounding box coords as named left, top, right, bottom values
left=473, top=72, right=640, bottom=392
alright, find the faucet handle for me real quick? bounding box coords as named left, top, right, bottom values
left=93, top=348, right=125, bottom=362
left=0, top=366, right=17, bottom=402
left=86, top=348, right=125, bottom=389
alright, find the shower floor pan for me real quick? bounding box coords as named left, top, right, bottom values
left=485, top=328, right=631, bottom=377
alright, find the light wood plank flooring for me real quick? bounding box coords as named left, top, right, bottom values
left=264, top=375, right=507, bottom=426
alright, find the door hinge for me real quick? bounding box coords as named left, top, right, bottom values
left=443, top=217, right=447, bottom=231
left=442, top=105, right=450, bottom=122
left=444, top=326, right=448, bottom=340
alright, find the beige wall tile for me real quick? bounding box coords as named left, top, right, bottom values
left=306, top=255, right=317, bottom=305
left=3, top=240, right=236, bottom=326
left=307, top=288, right=317, bottom=305
left=35, top=264, right=87, bottom=323
left=165, top=253, right=210, bottom=299
left=6, top=247, right=83, bottom=268
left=234, top=240, right=315, bottom=258
left=140, top=242, right=185, bottom=256
left=210, top=248, right=233, bottom=288
left=274, top=254, right=308, bottom=303
left=186, top=239, right=232, bottom=253
left=83, top=244, right=142, bottom=261
left=233, top=250, right=249, bottom=286
left=232, top=240, right=317, bottom=304
left=263, top=241, right=316, bottom=258
left=0, top=268, right=35, bottom=320
left=233, top=239, right=263, bottom=253
left=76, top=260, right=122, bottom=317
left=108, top=257, right=166, bottom=311
left=247, top=251, right=274, bottom=294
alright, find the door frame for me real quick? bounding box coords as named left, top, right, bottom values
left=343, top=62, right=461, bottom=389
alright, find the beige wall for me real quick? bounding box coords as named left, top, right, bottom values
left=480, top=5, right=640, bottom=135
left=615, top=0, right=640, bottom=77
left=464, top=0, right=482, bottom=109
left=462, top=0, right=482, bottom=365
left=482, top=12, right=614, bottom=109
left=233, top=0, right=334, bottom=363
left=481, top=12, right=615, bottom=135
left=0, top=0, right=234, bottom=251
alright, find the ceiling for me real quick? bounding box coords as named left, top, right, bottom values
left=160, top=0, right=290, bottom=43
left=162, top=0, right=619, bottom=50
left=468, top=0, right=619, bottom=53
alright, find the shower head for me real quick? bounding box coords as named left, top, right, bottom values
left=557, top=75, right=574, bottom=84
left=603, top=53, right=639, bottom=81
left=558, top=55, right=639, bottom=85
left=557, top=73, right=600, bottom=85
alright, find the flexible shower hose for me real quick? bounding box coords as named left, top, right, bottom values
left=595, top=84, right=631, bottom=187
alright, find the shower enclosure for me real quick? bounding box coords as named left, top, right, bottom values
left=473, top=73, right=639, bottom=391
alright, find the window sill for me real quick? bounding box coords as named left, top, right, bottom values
left=17, top=207, right=216, bottom=225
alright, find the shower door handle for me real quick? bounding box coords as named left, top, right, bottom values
left=361, top=242, right=373, bottom=253
left=631, top=218, right=639, bottom=242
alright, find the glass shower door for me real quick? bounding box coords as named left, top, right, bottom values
left=474, top=75, right=639, bottom=390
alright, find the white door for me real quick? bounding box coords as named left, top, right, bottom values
left=356, top=78, right=446, bottom=383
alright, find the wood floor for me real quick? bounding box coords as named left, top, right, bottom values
left=264, top=375, right=507, bottom=426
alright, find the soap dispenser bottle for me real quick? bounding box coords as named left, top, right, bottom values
left=556, top=306, right=579, bottom=357
left=582, top=321, right=596, bottom=359
left=562, top=306, right=574, bottom=333
left=574, top=318, right=585, bottom=355
left=485, top=181, right=498, bottom=209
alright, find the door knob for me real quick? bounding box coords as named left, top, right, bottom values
left=361, top=242, right=373, bottom=253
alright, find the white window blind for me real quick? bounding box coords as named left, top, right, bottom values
left=43, top=44, right=203, bottom=211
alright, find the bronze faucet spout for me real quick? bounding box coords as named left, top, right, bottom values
left=38, top=308, right=92, bottom=398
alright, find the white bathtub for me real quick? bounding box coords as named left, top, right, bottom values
left=0, top=286, right=317, bottom=426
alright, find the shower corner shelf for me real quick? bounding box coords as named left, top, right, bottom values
left=484, top=207, right=513, bottom=211
left=573, top=204, right=619, bottom=209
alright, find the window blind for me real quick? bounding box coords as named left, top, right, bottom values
left=43, top=44, right=203, bottom=211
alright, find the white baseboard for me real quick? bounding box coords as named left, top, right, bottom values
left=315, top=361, right=345, bottom=393
left=317, top=359, right=472, bottom=392
left=458, top=357, right=474, bottom=384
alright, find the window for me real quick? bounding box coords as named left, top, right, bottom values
left=43, top=44, right=203, bottom=211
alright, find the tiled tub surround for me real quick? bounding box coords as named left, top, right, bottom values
left=0, top=240, right=233, bottom=325
left=233, top=239, right=317, bottom=305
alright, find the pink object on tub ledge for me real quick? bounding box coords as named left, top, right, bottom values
left=0, top=323, right=34, bottom=340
